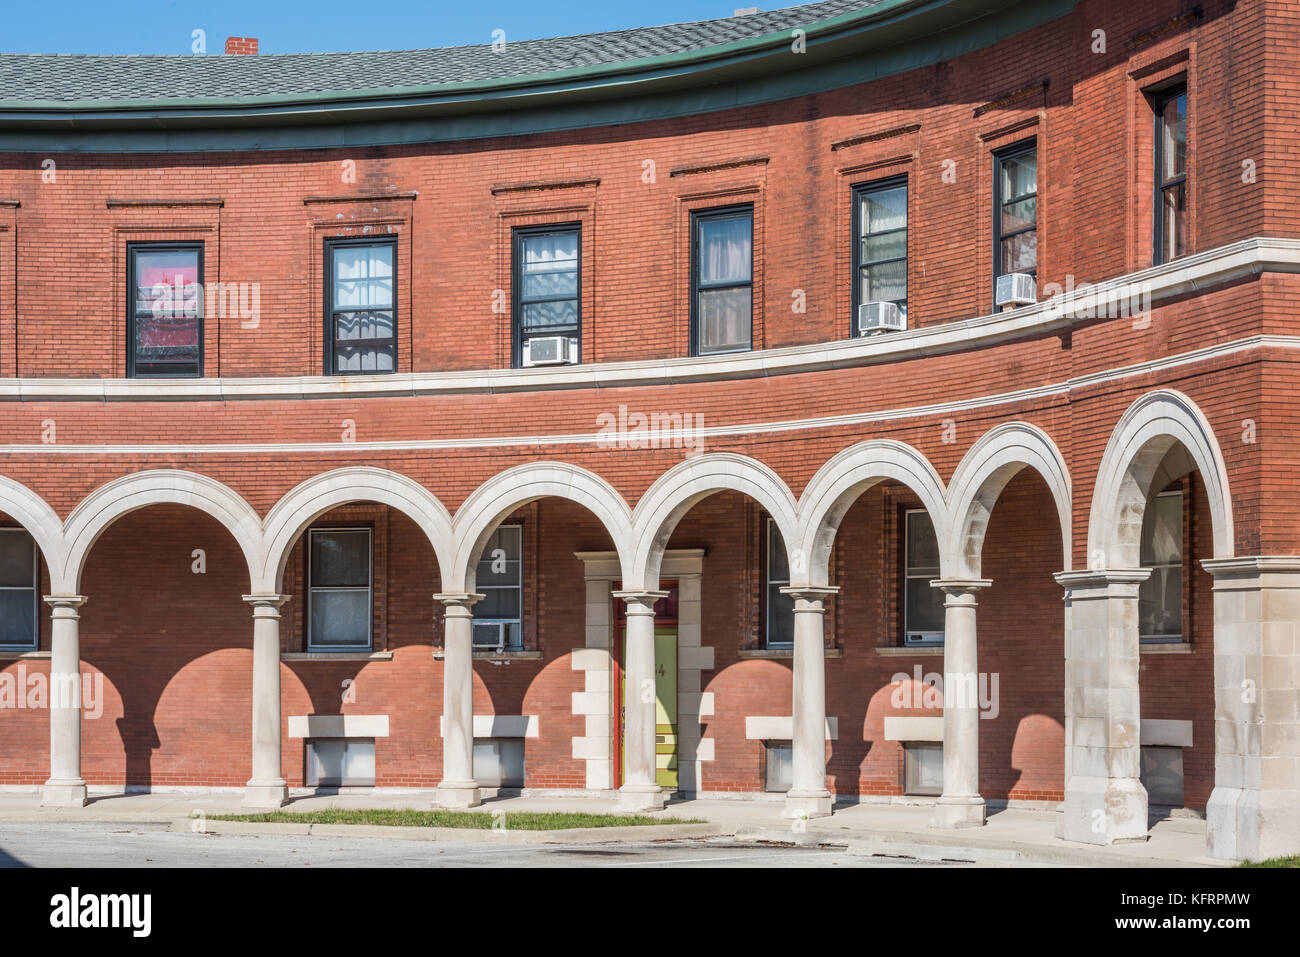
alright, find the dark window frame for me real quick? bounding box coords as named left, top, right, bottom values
left=323, top=235, right=398, bottom=376
left=0, top=528, right=39, bottom=651
left=851, top=174, right=909, bottom=336
left=126, top=241, right=205, bottom=379
left=992, top=141, right=1038, bottom=309
left=689, top=204, right=754, bottom=357
left=1139, top=487, right=1185, bottom=644
left=762, top=515, right=793, bottom=650
left=1152, top=82, right=1188, bottom=266
left=902, top=507, right=945, bottom=646
left=511, top=223, right=582, bottom=368
left=306, top=525, right=374, bottom=652
left=471, top=522, right=525, bottom=651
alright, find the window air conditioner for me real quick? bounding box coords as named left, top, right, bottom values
left=471, top=622, right=506, bottom=653
left=904, top=631, right=945, bottom=646
left=995, top=272, right=1037, bottom=309
left=857, top=301, right=906, bottom=335
left=521, top=335, right=578, bottom=367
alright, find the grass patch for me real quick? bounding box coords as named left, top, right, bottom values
left=1238, top=855, right=1300, bottom=868
left=207, top=808, right=704, bottom=831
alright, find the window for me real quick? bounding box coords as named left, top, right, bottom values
left=473, top=524, right=522, bottom=651
left=764, top=741, right=793, bottom=793
left=1140, top=745, right=1184, bottom=807
left=903, top=509, right=945, bottom=645
left=1153, top=84, right=1188, bottom=265
left=473, top=739, right=526, bottom=788
left=325, top=238, right=396, bottom=374
left=1139, top=489, right=1183, bottom=643
left=305, top=738, right=375, bottom=787
left=128, top=243, right=203, bottom=377
left=513, top=225, right=580, bottom=366
left=307, top=528, right=373, bottom=650
left=852, top=177, right=908, bottom=330
left=764, top=517, right=794, bottom=648
left=903, top=742, right=944, bottom=796
left=0, top=529, right=38, bottom=649
left=993, top=143, right=1038, bottom=296
left=691, top=206, right=753, bottom=355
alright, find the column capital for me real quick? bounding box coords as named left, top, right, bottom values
left=433, top=592, right=485, bottom=612
left=43, top=595, right=86, bottom=611
left=929, top=579, right=992, bottom=598
left=779, top=585, right=840, bottom=606
left=242, top=593, right=290, bottom=610
left=611, top=589, right=668, bottom=614
left=1202, top=556, right=1300, bottom=588
left=1054, top=568, right=1150, bottom=597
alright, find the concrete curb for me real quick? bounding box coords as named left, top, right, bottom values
left=732, top=824, right=1228, bottom=867
left=169, top=819, right=730, bottom=844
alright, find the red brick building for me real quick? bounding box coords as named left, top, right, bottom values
left=0, top=0, right=1296, bottom=860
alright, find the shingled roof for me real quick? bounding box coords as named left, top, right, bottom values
left=0, top=0, right=881, bottom=104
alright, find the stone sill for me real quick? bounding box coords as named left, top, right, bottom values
left=1140, top=642, right=1194, bottom=654
left=432, top=650, right=543, bottom=661
left=282, top=651, right=394, bottom=661
left=736, top=648, right=842, bottom=659
left=0, top=650, right=49, bottom=660
left=875, top=646, right=944, bottom=657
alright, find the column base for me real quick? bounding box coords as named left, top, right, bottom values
left=617, top=784, right=666, bottom=812
left=1062, top=775, right=1148, bottom=845
left=243, top=780, right=289, bottom=808
left=435, top=783, right=483, bottom=810
left=783, top=789, right=834, bottom=820
left=930, top=795, right=986, bottom=829
left=1208, top=785, right=1300, bottom=861
left=41, top=779, right=88, bottom=808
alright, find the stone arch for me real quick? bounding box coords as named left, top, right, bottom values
left=944, top=422, right=1072, bottom=578
left=449, top=462, right=634, bottom=593
left=60, top=470, right=263, bottom=594
left=0, top=475, right=67, bottom=586
left=794, top=439, right=947, bottom=586
left=626, top=453, right=799, bottom=591
left=1087, top=389, right=1233, bottom=568
left=260, top=467, right=454, bottom=593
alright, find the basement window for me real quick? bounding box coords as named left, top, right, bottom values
left=764, top=741, right=793, bottom=793
left=1140, top=745, right=1185, bottom=807
left=473, top=738, right=525, bottom=789
left=903, top=742, right=943, bottom=796
left=305, top=738, right=375, bottom=787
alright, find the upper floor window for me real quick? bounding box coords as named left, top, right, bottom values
left=307, top=527, right=373, bottom=651
left=903, top=509, right=945, bottom=646
left=0, top=529, right=38, bottom=650
left=513, top=225, right=580, bottom=367
left=473, top=524, right=523, bottom=652
left=1139, top=488, right=1183, bottom=643
left=325, top=238, right=395, bottom=375
left=763, top=517, right=794, bottom=648
left=852, top=177, right=908, bottom=332
left=993, top=143, right=1037, bottom=298
left=128, top=243, right=203, bottom=378
left=1153, top=84, right=1188, bottom=265
left=691, top=206, right=752, bottom=356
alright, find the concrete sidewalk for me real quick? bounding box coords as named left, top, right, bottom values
left=0, top=789, right=1227, bottom=867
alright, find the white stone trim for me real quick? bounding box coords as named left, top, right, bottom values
left=288, top=714, right=389, bottom=738
left=0, top=237, right=1292, bottom=404
left=1088, top=389, right=1234, bottom=568
left=59, top=469, right=263, bottom=594
left=944, top=421, right=1072, bottom=578
left=438, top=714, right=538, bottom=738
left=795, top=439, right=948, bottom=586
left=883, top=716, right=944, bottom=742
left=745, top=716, right=838, bottom=740
left=1140, top=719, right=1193, bottom=748
left=260, top=466, right=454, bottom=594
left=0, top=475, right=66, bottom=586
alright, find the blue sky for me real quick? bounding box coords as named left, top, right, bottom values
left=0, top=0, right=774, bottom=54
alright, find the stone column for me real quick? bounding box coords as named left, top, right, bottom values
left=612, top=590, right=668, bottom=811
left=1054, top=569, right=1151, bottom=845
left=42, top=595, right=88, bottom=807
left=930, top=579, right=992, bottom=828
left=434, top=593, right=484, bottom=809
left=780, top=585, right=839, bottom=819
left=242, top=594, right=290, bottom=808
left=1202, top=558, right=1300, bottom=861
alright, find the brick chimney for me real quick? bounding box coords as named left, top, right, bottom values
left=225, top=36, right=259, bottom=55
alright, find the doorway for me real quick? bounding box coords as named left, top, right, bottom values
left=613, top=582, right=679, bottom=789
